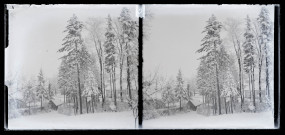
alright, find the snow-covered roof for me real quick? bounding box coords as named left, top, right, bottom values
left=51, top=100, right=63, bottom=106
left=50, top=97, right=64, bottom=106
left=189, top=99, right=202, bottom=106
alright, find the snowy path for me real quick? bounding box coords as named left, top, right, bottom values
left=8, top=111, right=136, bottom=130
left=143, top=111, right=275, bottom=129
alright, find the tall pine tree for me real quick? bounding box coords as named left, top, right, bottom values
left=118, top=7, right=138, bottom=100
left=175, top=69, right=184, bottom=111
left=58, top=14, right=91, bottom=114
left=243, top=15, right=256, bottom=111
left=104, top=14, right=117, bottom=107
left=36, top=69, right=47, bottom=111
left=197, top=15, right=223, bottom=115
left=257, top=7, right=273, bottom=100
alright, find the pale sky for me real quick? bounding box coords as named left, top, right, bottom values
left=5, top=4, right=275, bottom=83
left=143, top=4, right=275, bottom=80
left=5, top=4, right=137, bottom=81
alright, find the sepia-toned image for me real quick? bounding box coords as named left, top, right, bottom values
left=5, top=4, right=139, bottom=129
left=143, top=4, right=275, bottom=129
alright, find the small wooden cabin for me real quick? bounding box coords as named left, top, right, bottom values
left=48, top=100, right=63, bottom=110
left=187, top=99, right=202, bottom=111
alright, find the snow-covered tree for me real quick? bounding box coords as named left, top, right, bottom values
left=217, top=45, right=238, bottom=114
left=104, top=14, right=117, bottom=107
left=82, top=70, right=99, bottom=113
left=84, top=54, right=101, bottom=113
left=162, top=81, right=175, bottom=114
left=118, top=7, right=138, bottom=100
left=112, top=17, right=125, bottom=102
left=175, top=69, right=185, bottom=111
left=85, top=17, right=106, bottom=106
left=47, top=81, right=54, bottom=101
left=197, top=57, right=218, bottom=114
left=36, top=69, right=47, bottom=111
left=243, top=15, right=256, bottom=111
left=58, top=57, right=77, bottom=104
left=23, top=80, right=36, bottom=115
left=257, top=7, right=273, bottom=100
left=197, top=14, right=223, bottom=115
left=224, top=18, right=245, bottom=109
left=58, top=14, right=92, bottom=114
left=220, top=69, right=238, bottom=114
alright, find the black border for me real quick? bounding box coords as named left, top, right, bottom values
left=273, top=5, right=280, bottom=129
left=138, top=9, right=143, bottom=128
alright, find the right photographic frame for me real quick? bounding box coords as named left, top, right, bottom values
left=142, top=4, right=278, bottom=129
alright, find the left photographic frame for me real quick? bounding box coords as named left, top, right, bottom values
left=5, top=4, right=139, bottom=130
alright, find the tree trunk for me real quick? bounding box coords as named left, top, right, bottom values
left=120, top=62, right=123, bottom=102
left=41, top=96, right=43, bottom=111
left=91, top=95, right=94, bottom=113
left=127, top=56, right=132, bottom=100
left=29, top=102, right=31, bottom=115
left=73, top=96, right=76, bottom=115
left=214, top=97, right=215, bottom=114
left=251, top=67, right=256, bottom=113
left=103, top=64, right=106, bottom=101
left=225, top=97, right=227, bottom=114
left=76, top=63, right=83, bottom=114
left=265, top=55, right=270, bottom=100
left=258, top=59, right=262, bottom=103
left=99, top=60, right=104, bottom=108
left=207, top=95, right=210, bottom=114
left=109, top=73, right=113, bottom=99
left=241, top=67, right=245, bottom=106
left=231, top=96, right=233, bottom=114
left=64, top=88, right=66, bottom=103
left=179, top=97, right=182, bottom=111
left=168, top=102, right=170, bottom=115
left=237, top=58, right=243, bottom=110
left=212, top=98, right=214, bottom=115
left=86, top=96, right=88, bottom=114
left=248, top=73, right=251, bottom=101
left=113, top=66, right=117, bottom=107
left=215, top=64, right=221, bottom=115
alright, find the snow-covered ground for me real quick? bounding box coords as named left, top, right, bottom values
left=8, top=111, right=137, bottom=130
left=143, top=111, right=275, bottom=129
left=8, top=110, right=275, bottom=129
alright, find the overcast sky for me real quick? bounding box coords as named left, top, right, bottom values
left=143, top=4, right=274, bottom=80
left=5, top=4, right=137, bottom=81
left=5, top=4, right=275, bottom=82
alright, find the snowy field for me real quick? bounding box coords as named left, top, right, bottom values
left=143, top=111, right=275, bottom=129
left=8, top=111, right=136, bottom=130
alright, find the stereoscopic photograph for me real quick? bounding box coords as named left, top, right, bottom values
left=5, top=4, right=139, bottom=129
left=5, top=4, right=277, bottom=130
